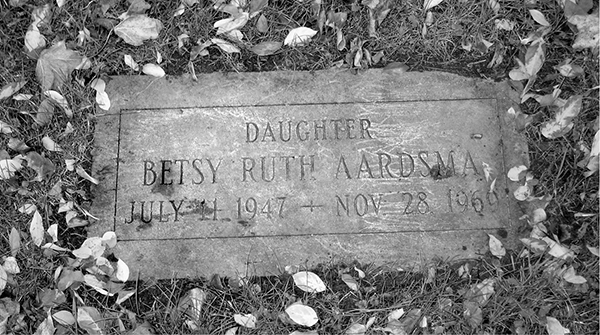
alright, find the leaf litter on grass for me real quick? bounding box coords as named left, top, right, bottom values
left=0, top=0, right=597, bottom=333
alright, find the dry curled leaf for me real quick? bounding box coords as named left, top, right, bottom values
left=284, top=27, right=317, bottom=47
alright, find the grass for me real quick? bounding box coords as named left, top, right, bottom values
left=0, top=0, right=598, bottom=334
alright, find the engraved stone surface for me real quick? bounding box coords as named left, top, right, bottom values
left=90, top=70, right=527, bottom=278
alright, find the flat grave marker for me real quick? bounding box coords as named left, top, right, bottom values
left=91, top=70, right=527, bottom=278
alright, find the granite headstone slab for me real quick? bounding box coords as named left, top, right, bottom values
left=90, top=70, right=527, bottom=278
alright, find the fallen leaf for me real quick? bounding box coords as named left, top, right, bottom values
left=520, top=237, right=549, bottom=253
left=19, top=203, right=37, bottom=214
left=34, top=313, right=55, bottom=335
left=256, top=14, right=268, bottom=32
left=177, top=33, right=189, bottom=48
left=554, top=62, right=584, bottom=78
left=508, top=165, right=528, bottom=181
left=0, top=81, right=26, bottom=101
left=36, top=99, right=55, bottom=125
left=514, top=183, right=532, bottom=201
left=116, top=289, right=136, bottom=305
left=90, top=79, right=111, bottom=110
left=84, top=274, right=110, bottom=296
left=173, top=2, right=185, bottom=16
left=65, top=158, right=76, bottom=171
left=525, top=38, right=545, bottom=78
left=522, top=87, right=565, bottom=107
left=463, top=301, right=482, bottom=328
left=44, top=90, right=73, bottom=117
left=0, top=121, right=12, bottom=134
left=25, top=27, right=46, bottom=58
left=123, top=54, right=139, bottom=71
left=587, top=245, right=599, bottom=257
left=561, top=266, right=586, bottom=284
left=529, top=9, right=550, bottom=26
left=488, top=234, right=506, bottom=258
left=36, top=41, right=91, bottom=91
left=211, top=38, right=240, bottom=53
left=543, top=237, right=575, bottom=260
left=25, top=151, right=55, bottom=181
left=42, top=136, right=63, bottom=152
left=101, top=231, right=117, bottom=248
left=3, top=257, right=19, bottom=274
left=7, top=138, right=30, bottom=153
left=142, top=63, right=165, bottom=77
left=31, top=3, right=52, bottom=28
left=249, top=0, right=268, bottom=16
left=177, top=288, right=206, bottom=330
left=568, top=13, right=599, bottom=50
left=285, top=303, right=319, bottom=327
left=13, top=93, right=33, bottom=100
left=284, top=27, right=317, bottom=47
left=250, top=41, right=282, bottom=56
left=388, top=308, right=405, bottom=321
left=293, top=271, right=326, bottom=293
left=9, top=228, right=20, bottom=256
left=464, top=278, right=495, bottom=307
left=224, top=327, right=238, bottom=335
left=53, top=310, right=76, bottom=326
left=77, top=27, right=91, bottom=46
left=114, top=259, right=129, bottom=282
left=234, top=313, right=257, bottom=328
left=214, top=12, right=249, bottom=35
left=423, top=0, right=443, bottom=10
left=47, top=223, right=58, bottom=242
left=0, top=156, right=24, bottom=180
left=73, top=236, right=105, bottom=259
left=77, top=306, right=105, bottom=334
left=341, top=273, right=359, bottom=291
left=57, top=269, right=84, bottom=291
left=488, top=0, right=499, bottom=14
left=546, top=316, right=570, bottom=335
left=495, top=19, right=515, bottom=31
left=540, top=95, right=582, bottom=139
left=76, top=165, right=99, bottom=184
left=30, top=210, right=44, bottom=247
left=114, top=14, right=163, bottom=46
left=346, top=323, right=367, bottom=335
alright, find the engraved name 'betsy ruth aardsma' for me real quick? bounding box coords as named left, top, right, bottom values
left=123, top=117, right=495, bottom=225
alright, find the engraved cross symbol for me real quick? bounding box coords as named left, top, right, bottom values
left=300, top=200, right=324, bottom=212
